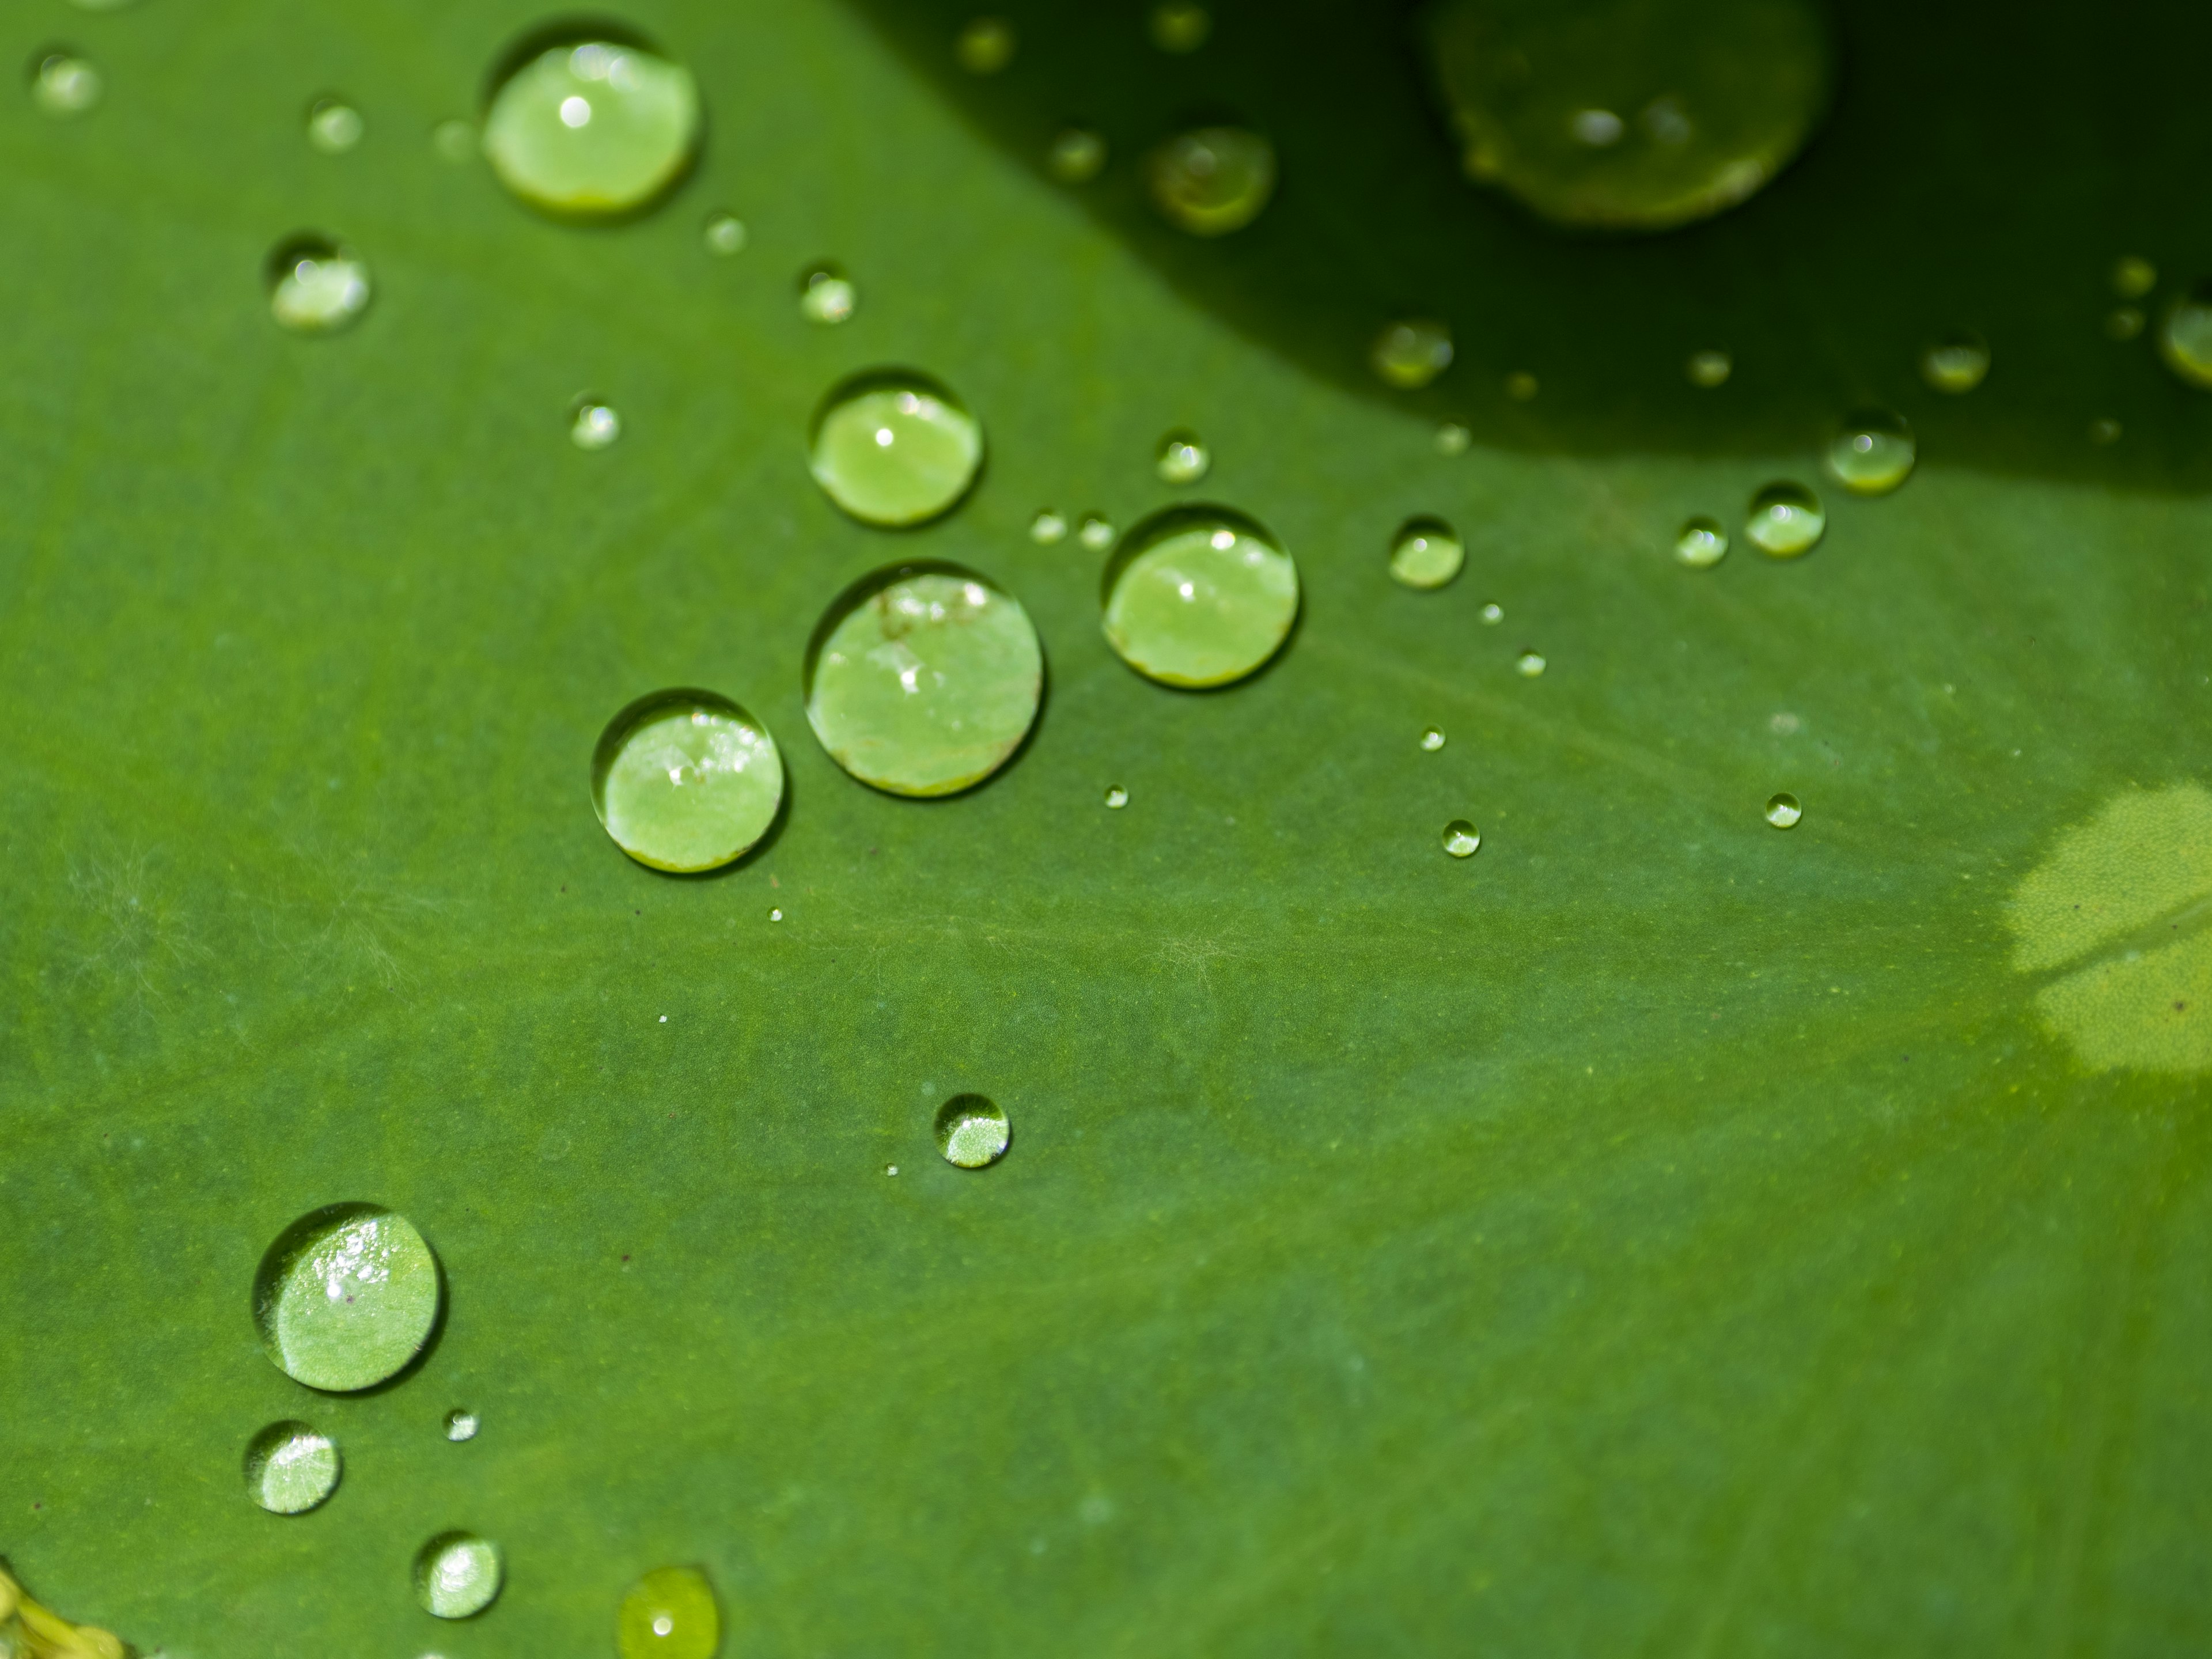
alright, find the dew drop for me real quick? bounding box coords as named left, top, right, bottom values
left=570, top=397, right=622, bottom=450
left=805, top=563, right=1042, bottom=797
left=1104, top=784, right=1129, bottom=809
left=2158, top=281, right=2212, bottom=388
left=2089, top=416, right=2122, bottom=446
left=1434, top=421, right=1471, bottom=454
left=1101, top=505, right=1299, bottom=688
left=702, top=212, right=747, bottom=255
left=432, top=118, right=476, bottom=161
left=31, top=53, right=101, bottom=118
left=1150, top=2, right=1213, bottom=52
left=443, top=1409, right=480, bottom=1443
left=1824, top=408, right=1915, bottom=495
left=1685, top=349, right=1732, bottom=388
left=306, top=97, right=364, bottom=154
left=1147, top=127, right=1275, bottom=236
left=482, top=34, right=700, bottom=218
left=1744, top=481, right=1824, bottom=558
left=1765, top=792, right=1802, bottom=829
left=2113, top=255, right=2157, bottom=299
left=1673, top=515, right=1726, bottom=569
left=619, top=1567, right=719, bottom=1659
left=1370, top=319, right=1454, bottom=389
left=1503, top=370, right=1539, bottom=402
left=955, top=16, right=1016, bottom=74
left=1442, top=820, right=1481, bottom=858
left=1479, top=602, right=1504, bottom=624
left=1078, top=513, right=1116, bottom=551
left=768, top=907, right=782, bottom=922
left=1048, top=127, right=1107, bottom=183
left=2105, top=306, right=2143, bottom=342
left=1919, top=329, right=1990, bottom=393
left=1514, top=650, right=1546, bottom=677
left=414, top=1532, right=502, bottom=1620
left=1029, top=509, right=1068, bottom=544
left=592, top=690, right=783, bottom=873
left=935, top=1093, right=1011, bottom=1169
left=809, top=370, right=983, bottom=526
left=1420, top=727, right=1446, bottom=752
left=798, top=262, right=857, bottom=325
left=1388, top=516, right=1465, bottom=590
left=1156, top=429, right=1211, bottom=484
left=253, top=1205, right=441, bottom=1392
left=243, top=1422, right=341, bottom=1516
left=1569, top=107, right=1624, bottom=146
left=266, top=234, right=372, bottom=335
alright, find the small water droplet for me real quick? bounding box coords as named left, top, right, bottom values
left=570, top=397, right=622, bottom=450
left=431, top=118, right=476, bottom=161
left=415, top=1532, right=503, bottom=1620
left=1434, top=421, right=1471, bottom=454
left=885, top=1163, right=899, bottom=1175
left=1388, top=516, right=1465, bottom=590
left=306, top=97, right=365, bottom=154
left=1919, top=329, right=1990, bottom=393
left=1047, top=127, right=1107, bottom=183
left=1420, top=727, right=1445, bottom=752
left=1480, top=602, right=1503, bottom=624
left=955, top=16, right=1016, bottom=74
left=1765, top=792, right=1802, bottom=829
left=935, top=1093, right=1011, bottom=1169
left=768, top=907, right=782, bottom=922
left=1370, top=319, right=1454, bottom=389
left=243, top=1422, right=341, bottom=1515
left=1147, top=127, right=1275, bottom=236
left=482, top=34, right=700, bottom=218
left=1101, top=505, right=1299, bottom=688
left=592, top=690, right=783, bottom=873
left=1150, top=2, right=1212, bottom=51
left=1569, top=107, right=1624, bottom=146
left=618, top=1566, right=719, bottom=1659
left=1514, top=650, right=1546, bottom=677
left=798, top=262, right=857, bottom=324
left=1104, top=784, right=1129, bottom=809
left=1078, top=513, right=1116, bottom=551
left=1673, top=516, right=1727, bottom=569
left=702, top=212, right=747, bottom=255
left=1685, top=349, right=1732, bottom=388
left=2089, top=416, right=2122, bottom=446
left=1503, top=370, right=1539, bottom=402
left=1824, top=408, right=1915, bottom=496
left=254, top=1205, right=441, bottom=1392
left=1029, top=509, right=1067, bottom=544
left=31, top=52, right=101, bottom=118
left=805, top=563, right=1042, bottom=797
left=1442, top=820, right=1481, bottom=858
left=2158, top=281, right=2212, bottom=388
left=2113, top=255, right=2157, bottom=299
left=1156, top=429, right=1211, bottom=484
left=443, top=1409, right=479, bottom=1442
left=266, top=234, right=372, bottom=335
left=809, top=369, right=983, bottom=525
left=2105, top=305, right=2144, bottom=341
left=1744, top=481, right=1824, bottom=558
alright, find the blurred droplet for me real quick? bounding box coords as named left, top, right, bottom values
left=1504, top=370, right=1539, bottom=402
left=431, top=118, right=476, bottom=161
left=1685, top=349, right=1732, bottom=388
left=1673, top=516, right=1726, bottom=569
left=809, top=370, right=983, bottom=526
left=31, top=53, right=101, bottom=118
left=1514, top=650, right=1546, bottom=677
left=306, top=97, right=364, bottom=154
left=2158, top=282, right=2212, bottom=388
left=1745, top=481, right=1824, bottom=557
left=2105, top=305, right=2143, bottom=342
left=2113, top=255, right=2157, bottom=299
left=1148, top=127, right=1275, bottom=236
left=1078, top=513, right=1116, bottom=551
left=482, top=36, right=700, bottom=218
left=1047, top=127, right=1107, bottom=183
left=1919, top=329, right=1990, bottom=393
left=570, top=398, right=621, bottom=450
left=1371, top=319, right=1454, bottom=389
left=955, top=16, right=1015, bottom=73
left=1420, top=727, right=1446, bottom=752
left=266, top=236, right=372, bottom=335
left=2089, top=416, right=2122, bottom=446
left=1104, top=784, right=1129, bottom=809
left=702, top=212, right=747, bottom=254
left=1434, top=421, right=1471, bottom=454
left=798, top=262, right=856, bottom=324
left=1030, top=509, right=1068, bottom=544
left=1155, top=429, right=1211, bottom=484
left=1824, top=408, right=1915, bottom=495
left=1149, top=2, right=1212, bottom=52
left=1388, top=517, right=1465, bottom=590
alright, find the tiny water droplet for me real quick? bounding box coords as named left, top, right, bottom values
left=431, top=118, right=476, bottom=161
left=935, top=1093, right=1011, bottom=1169
left=1824, top=408, right=1915, bottom=496
left=805, top=563, right=1042, bottom=797
left=1514, top=650, right=1546, bottom=677
left=254, top=1205, right=441, bottom=1392
left=1674, top=516, right=1727, bottom=569
left=1101, top=505, right=1299, bottom=688
left=306, top=97, right=364, bottom=154
left=1370, top=319, right=1454, bottom=389
left=2089, top=416, right=2122, bottom=446
left=1442, top=820, right=1481, bottom=858
left=443, top=1409, right=479, bottom=1442
left=592, top=690, right=783, bottom=873
left=266, top=234, right=372, bottom=335
left=768, top=907, right=782, bottom=922
left=243, top=1422, right=341, bottom=1515
left=1078, top=513, right=1116, bottom=551
left=570, top=397, right=622, bottom=450
left=1047, top=127, right=1107, bottom=183
left=1685, top=349, right=1732, bottom=388
left=885, top=1163, right=899, bottom=1175
left=1420, top=727, right=1445, bottom=752
left=1388, top=516, right=1465, bottom=590
left=1919, top=329, right=1990, bottom=393
left=1503, top=370, right=1539, bottom=402
left=2113, top=255, right=2157, bottom=299
left=1744, top=481, right=1824, bottom=558
left=415, top=1532, right=503, bottom=1620
left=31, top=53, right=101, bottom=118
left=956, top=16, right=1016, bottom=74
left=1148, top=127, right=1275, bottom=236
left=1769, top=711, right=1801, bottom=734
left=1434, top=421, right=1471, bottom=454
left=1479, top=602, right=1503, bottom=624
left=619, top=1567, right=719, bottom=1659
left=1156, top=429, right=1211, bottom=484
left=809, top=370, right=983, bottom=525
left=1104, top=784, right=1128, bottom=809
left=1765, top=792, right=1802, bottom=829
left=2157, top=281, right=2212, bottom=388
left=1029, top=509, right=1067, bottom=544
left=1569, top=107, right=1624, bottom=146
left=798, top=262, right=857, bottom=324
left=1150, top=2, right=1212, bottom=52
left=2105, top=305, right=2144, bottom=341
left=702, top=212, right=747, bottom=255
left=482, top=35, right=700, bottom=218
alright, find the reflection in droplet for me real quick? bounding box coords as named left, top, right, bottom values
left=482, top=36, right=700, bottom=218
left=1674, top=516, right=1726, bottom=569
left=1745, top=481, right=1824, bottom=558
left=267, top=236, right=372, bottom=335
left=592, top=690, right=783, bottom=873
left=415, top=1532, right=503, bottom=1620
left=1147, top=127, right=1275, bottom=236
left=1078, top=513, right=1116, bottom=551
left=1479, top=603, right=1503, bottom=624
left=1434, top=421, right=1471, bottom=455
left=1569, top=107, right=1624, bottom=146
left=1919, top=329, right=1990, bottom=393
left=307, top=97, right=365, bottom=154
left=1442, top=820, right=1481, bottom=858
left=2113, top=255, right=2157, bottom=299
left=31, top=53, right=101, bottom=117
left=1686, top=349, right=1732, bottom=388
left=444, top=1409, right=480, bottom=1442
left=702, top=212, right=747, bottom=255
left=2158, top=282, right=2212, bottom=389
left=1388, top=516, right=1465, bottom=590
left=1420, top=727, right=1446, bottom=752
left=1101, top=505, right=1299, bottom=688
left=1150, top=2, right=1212, bottom=51
left=2105, top=306, right=2144, bottom=342
left=935, top=1094, right=1011, bottom=1168
left=798, top=263, right=856, bottom=325
left=1765, top=792, right=1802, bottom=829
left=1514, top=650, right=1546, bottom=677
left=1824, top=408, right=1915, bottom=495
left=254, top=1205, right=441, bottom=1392
left=1048, top=127, right=1107, bottom=183
left=244, top=1422, right=342, bottom=1515
left=956, top=16, right=1016, bottom=74
left=1156, top=430, right=1211, bottom=484
left=1030, top=509, right=1067, bottom=544
left=1371, top=319, right=1454, bottom=389
left=619, top=1567, right=719, bottom=1659
left=570, top=398, right=621, bottom=450
left=1104, top=784, right=1128, bottom=809
left=809, top=370, right=983, bottom=527
left=1504, top=370, right=1539, bottom=402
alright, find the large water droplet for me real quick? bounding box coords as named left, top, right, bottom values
left=31, top=53, right=101, bottom=118
left=1048, top=127, right=1107, bottom=183
left=243, top=1422, right=341, bottom=1515
left=619, top=1567, right=719, bottom=1659
left=444, top=1408, right=480, bottom=1442
left=1674, top=515, right=1726, bottom=569
left=935, top=1094, right=1011, bottom=1168
left=482, top=35, right=700, bottom=218
left=592, top=690, right=784, bottom=873
left=1371, top=319, right=1454, bottom=389
left=2113, top=255, right=2157, bottom=299
left=1744, top=481, right=1824, bottom=557
left=1824, top=408, right=1915, bottom=495
left=1388, top=516, right=1465, bottom=590
left=1765, top=792, right=1802, bottom=828
left=1100, top=505, right=1298, bottom=688
left=2158, top=282, right=2212, bottom=389
left=1686, top=349, right=1732, bottom=388
left=570, top=397, right=621, bottom=450
left=809, top=370, right=983, bottom=527
left=415, top=1532, right=502, bottom=1620
left=798, top=262, right=856, bottom=325
left=1150, top=2, right=1213, bottom=51
left=267, top=236, right=372, bottom=335
left=955, top=16, right=1016, bottom=74
left=1156, top=429, right=1211, bottom=484
left=1442, top=820, right=1481, bottom=858
left=702, top=211, right=746, bottom=255
left=253, top=1205, right=441, bottom=1393
left=1147, top=127, right=1275, bottom=236
left=805, top=563, right=1043, bottom=797
left=1919, top=329, right=1990, bottom=393
left=306, top=97, right=364, bottom=154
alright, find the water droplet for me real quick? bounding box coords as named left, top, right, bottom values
left=1370, top=319, right=1454, bottom=389
left=2105, top=305, right=2144, bottom=341
left=1685, top=349, right=1732, bottom=388
left=935, top=1094, right=1011, bottom=1169
left=1420, top=727, right=1446, bottom=752
left=1029, top=509, right=1068, bottom=544
left=1156, top=429, right=1211, bottom=484
left=1150, top=2, right=1212, bottom=52
left=1078, top=513, right=1116, bottom=550
left=253, top=1205, right=441, bottom=1392
left=443, top=1409, right=479, bottom=1442
left=1919, top=329, right=1990, bottom=393
left=266, top=234, right=372, bottom=335
left=415, top=1532, right=503, bottom=1620
left=1765, top=792, right=1802, bottom=829
left=1673, top=515, right=1726, bottom=569
left=1479, top=602, right=1503, bottom=624
left=1104, top=784, right=1129, bottom=809
left=809, top=370, right=982, bottom=527
left=570, top=397, right=621, bottom=450
left=306, top=97, right=364, bottom=154
left=702, top=212, right=747, bottom=255
left=1048, top=127, right=1107, bottom=183
left=797, top=262, right=857, bottom=325
left=2158, top=281, right=2212, bottom=388
left=1514, top=650, right=1546, bottom=677
left=1101, top=505, right=1299, bottom=688
left=431, top=118, right=476, bottom=161
left=768, top=907, right=783, bottom=922
left=243, top=1422, right=341, bottom=1515
left=482, top=34, right=700, bottom=218
left=2113, top=255, right=2157, bottom=299
left=1744, top=481, right=1824, bottom=558
left=1388, top=516, right=1465, bottom=590
left=1421, top=0, right=1832, bottom=230
left=805, top=563, right=1042, bottom=797
left=592, top=690, right=783, bottom=873
left=1434, top=421, right=1471, bottom=454
left=1503, top=370, right=1539, bottom=402
left=1442, top=820, right=1481, bottom=858
left=619, top=1567, right=719, bottom=1659
left=2089, top=416, right=2123, bottom=446
left=955, top=16, right=1016, bottom=74
left=1824, top=408, right=1915, bottom=495
left=1147, top=127, right=1276, bottom=236
left=31, top=53, right=101, bottom=118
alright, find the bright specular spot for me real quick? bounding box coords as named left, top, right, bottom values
left=1745, top=481, right=1824, bottom=556
left=809, top=370, right=983, bottom=526
left=1156, top=430, right=1211, bottom=484
left=935, top=1094, right=1012, bottom=1168
left=1101, top=506, right=1299, bottom=688
left=592, top=690, right=784, bottom=873
left=481, top=36, right=700, bottom=217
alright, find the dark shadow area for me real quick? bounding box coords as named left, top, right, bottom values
left=847, top=0, right=2212, bottom=491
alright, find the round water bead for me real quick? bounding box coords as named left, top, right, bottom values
left=592, top=690, right=784, bottom=873
left=1147, top=127, right=1276, bottom=236
left=254, top=1205, right=441, bottom=1392
left=798, top=263, right=856, bottom=325
left=1048, top=127, right=1107, bottom=183
left=570, top=397, right=621, bottom=449
left=1514, top=649, right=1546, bottom=677
left=1388, top=516, right=1465, bottom=589
left=1150, top=2, right=1213, bottom=51
left=805, top=563, right=1043, bottom=797
left=1686, top=349, right=1732, bottom=387
left=1104, top=784, right=1129, bottom=808
left=956, top=16, right=1016, bottom=73
left=267, top=236, right=372, bottom=335
left=619, top=1567, right=720, bottom=1659
left=1824, top=408, right=1915, bottom=495
left=1673, top=516, right=1726, bottom=569
left=1765, top=792, right=1802, bottom=828
left=1030, top=509, right=1068, bottom=544
left=2113, top=255, right=2157, bottom=299
left=415, top=1532, right=502, bottom=1620
left=243, top=1422, right=341, bottom=1515
left=1919, top=329, right=1990, bottom=393
left=444, top=1408, right=480, bottom=1442
left=1421, top=727, right=1446, bottom=751
left=482, top=35, right=700, bottom=218
left=1744, top=481, right=1824, bottom=557
left=1078, top=513, right=1116, bottom=551
left=702, top=212, right=747, bottom=254
left=935, top=1094, right=1011, bottom=1169
left=32, top=53, right=101, bottom=118
left=1101, top=505, right=1299, bottom=688
left=1442, top=820, right=1482, bottom=858
left=1372, top=319, right=1454, bottom=389
left=809, top=370, right=983, bottom=527
left=1421, top=0, right=1832, bottom=232
left=1156, top=429, right=1211, bottom=484
left=2158, top=282, right=2212, bottom=388
left=1434, top=421, right=1472, bottom=454
left=1480, top=602, right=1504, bottom=624
left=306, top=97, right=364, bottom=154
